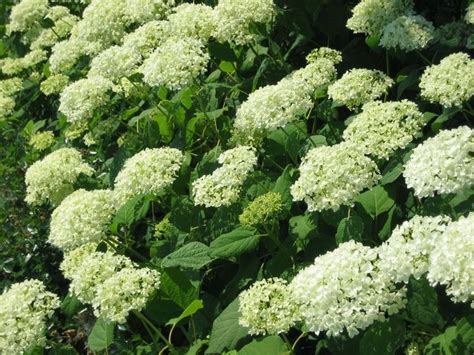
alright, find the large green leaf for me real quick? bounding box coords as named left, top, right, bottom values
left=238, top=336, right=289, bottom=355
left=166, top=299, right=204, bottom=326
left=88, top=317, right=115, bottom=352
left=110, top=194, right=151, bottom=233
left=425, top=316, right=474, bottom=354
left=210, top=226, right=260, bottom=259
left=359, top=317, right=405, bottom=355
left=162, top=242, right=212, bottom=270
left=406, top=277, right=443, bottom=327
left=356, top=185, right=395, bottom=219
left=160, top=268, right=198, bottom=309
left=336, top=215, right=364, bottom=245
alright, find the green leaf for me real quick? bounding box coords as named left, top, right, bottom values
left=88, top=317, right=115, bottom=352
left=110, top=195, right=151, bottom=233
left=271, top=166, right=295, bottom=212
left=210, top=226, right=260, bottom=259
left=359, top=317, right=406, bottom=355
left=208, top=41, right=237, bottom=61
left=50, top=344, right=79, bottom=355
left=406, top=277, right=443, bottom=327
left=160, top=268, right=198, bottom=309
left=336, top=216, right=364, bottom=245
left=356, top=186, right=395, bottom=219
left=60, top=293, right=84, bottom=318
left=166, top=299, right=204, bottom=326
left=365, top=34, right=380, bottom=48
left=425, top=316, right=474, bottom=354
left=289, top=213, right=318, bottom=252
left=206, top=298, right=249, bottom=354
left=219, top=61, right=235, bottom=74
left=162, top=242, right=212, bottom=270
left=238, top=336, right=289, bottom=355
left=109, top=146, right=130, bottom=187
left=380, top=164, right=403, bottom=185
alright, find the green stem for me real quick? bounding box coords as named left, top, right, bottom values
left=105, top=237, right=148, bottom=263
left=291, top=332, right=307, bottom=353
left=134, top=311, right=172, bottom=348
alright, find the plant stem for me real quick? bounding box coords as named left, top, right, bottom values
left=133, top=310, right=172, bottom=348
left=291, top=332, right=307, bottom=353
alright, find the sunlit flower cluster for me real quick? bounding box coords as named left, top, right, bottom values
left=40, top=74, right=69, bottom=96
left=239, top=278, right=299, bottom=335
left=49, top=39, right=94, bottom=74
left=239, top=191, right=284, bottom=226
left=419, top=52, right=474, bottom=107
left=291, top=143, right=380, bottom=212
left=0, top=96, right=16, bottom=120
left=25, top=148, right=94, bottom=206
left=0, top=279, right=59, bottom=354
left=6, top=0, right=49, bottom=35
left=192, top=146, right=258, bottom=207
left=403, top=126, right=474, bottom=198
left=380, top=15, right=435, bottom=51
left=328, top=68, right=393, bottom=110
left=163, top=3, right=216, bottom=41
left=122, top=21, right=165, bottom=58
left=428, top=213, right=474, bottom=308
left=290, top=241, right=407, bottom=338
left=305, top=47, right=343, bottom=65
left=113, top=147, right=184, bottom=207
left=29, top=131, right=55, bottom=151
left=0, top=49, right=48, bottom=75
left=343, top=100, right=424, bottom=160
left=89, top=45, right=142, bottom=82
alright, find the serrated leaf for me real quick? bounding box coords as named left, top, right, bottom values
left=210, top=226, right=260, bottom=259
left=88, top=317, right=115, bottom=352
left=359, top=318, right=406, bottom=355
left=166, top=299, right=204, bottom=326
left=110, top=194, right=151, bottom=233
left=356, top=185, right=395, bottom=219
left=162, top=242, right=212, bottom=270
left=336, top=216, right=364, bottom=245
left=160, top=268, right=198, bottom=309
left=425, top=316, right=474, bottom=354
left=60, top=293, right=83, bottom=318
left=407, top=277, right=443, bottom=327
left=271, top=166, right=295, bottom=212
left=238, top=335, right=289, bottom=355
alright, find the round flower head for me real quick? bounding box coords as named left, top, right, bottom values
left=239, top=278, right=299, bottom=335
left=291, top=143, right=380, bottom=212
left=59, top=76, right=113, bottom=123
left=40, top=74, right=69, bottom=96
left=213, top=0, right=276, bottom=45
left=0, top=49, right=47, bottom=75
left=435, top=21, right=472, bottom=48
left=343, top=100, right=424, bottom=160
left=89, top=45, right=142, bottom=82
left=239, top=192, right=284, bottom=226
left=419, top=52, right=474, bottom=107
left=0, top=279, right=59, bottom=354
left=25, top=148, right=94, bottom=206
left=49, top=189, right=116, bottom=251
left=192, top=146, right=258, bottom=208
left=380, top=15, right=435, bottom=51
left=122, top=21, right=165, bottom=58
left=466, top=3, right=474, bottom=25
left=378, top=215, right=451, bottom=283
left=113, top=147, right=184, bottom=208
left=93, top=267, right=160, bottom=323
left=49, top=39, right=94, bottom=74
left=290, top=57, right=338, bottom=93
left=403, top=126, right=474, bottom=198
left=124, top=0, right=174, bottom=25
left=61, top=248, right=134, bottom=304
left=290, top=241, right=407, bottom=338
left=141, top=37, right=210, bottom=90
left=163, top=3, right=216, bottom=41
left=305, top=47, right=343, bottom=65
left=6, top=0, right=49, bottom=35
left=29, top=131, right=55, bottom=151
left=0, top=96, right=16, bottom=120
left=428, top=213, right=474, bottom=307
left=346, top=0, right=414, bottom=36
left=0, top=77, right=23, bottom=97
left=328, top=68, right=394, bottom=110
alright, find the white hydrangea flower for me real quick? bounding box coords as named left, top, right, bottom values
left=124, top=0, right=174, bottom=25
left=49, top=189, right=116, bottom=251
left=29, top=131, right=55, bottom=151
left=290, top=241, right=407, bottom=338
left=305, top=47, right=343, bottom=65
left=49, top=39, right=91, bottom=74
left=419, top=52, right=474, bottom=107
left=59, top=76, right=113, bottom=123
left=40, top=74, right=69, bottom=96
left=122, top=21, right=165, bottom=58
left=0, top=96, right=16, bottom=120
left=25, top=148, right=94, bottom=206
left=163, top=3, right=216, bottom=41
left=428, top=213, right=474, bottom=308
left=343, top=100, right=424, bottom=160
left=0, top=77, right=23, bottom=97
left=61, top=248, right=134, bottom=304
left=289, top=57, right=338, bottom=93
left=213, top=0, right=276, bottom=45
left=403, top=126, right=474, bottom=198
left=89, top=45, right=142, bottom=82
left=378, top=215, right=451, bottom=283
left=328, top=68, right=394, bottom=110
left=6, top=0, right=49, bottom=35
left=0, top=49, right=48, bottom=75
left=239, top=278, right=299, bottom=335
left=380, top=15, right=435, bottom=51
left=291, top=143, right=380, bottom=212
left=0, top=279, right=59, bottom=354
left=192, top=146, right=258, bottom=207
left=466, top=3, right=474, bottom=24
left=141, top=37, right=210, bottom=90
left=113, top=147, right=184, bottom=208
left=93, top=267, right=160, bottom=323
left=347, top=0, right=414, bottom=36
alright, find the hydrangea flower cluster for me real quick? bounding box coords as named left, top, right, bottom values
left=380, top=15, right=435, bottom=51
left=434, top=21, right=472, bottom=48
left=192, top=146, right=258, bottom=207
left=0, top=78, right=23, bottom=119
left=25, top=148, right=94, bottom=206
left=419, top=52, right=474, bottom=107
left=403, top=126, right=474, bottom=198
left=40, top=74, right=69, bottom=96
left=59, top=76, right=113, bottom=122
left=163, top=3, right=216, bottom=42
left=328, top=69, right=393, bottom=110
left=378, top=215, right=451, bottom=283
left=305, top=47, right=343, bottom=65
left=343, top=100, right=424, bottom=160
left=89, top=45, right=142, bottom=82
left=428, top=213, right=474, bottom=308
left=239, top=191, right=284, bottom=226
left=0, top=279, right=59, bottom=354
left=49, top=189, right=116, bottom=251
left=239, top=278, right=299, bottom=335
left=6, top=0, right=49, bottom=35
left=466, top=3, right=474, bottom=24
left=122, top=21, right=164, bottom=58
left=29, top=131, right=55, bottom=151
left=140, top=37, right=210, bottom=90
left=0, top=49, right=48, bottom=76
left=290, top=241, right=407, bottom=338
left=213, top=0, right=275, bottom=45
left=49, top=39, right=93, bottom=74
left=290, top=143, right=380, bottom=212
left=346, top=0, right=414, bottom=36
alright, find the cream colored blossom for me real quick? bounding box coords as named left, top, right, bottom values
left=29, top=131, right=55, bottom=151
left=380, top=15, right=435, bottom=51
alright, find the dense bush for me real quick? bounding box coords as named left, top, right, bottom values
left=0, top=0, right=473, bottom=354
